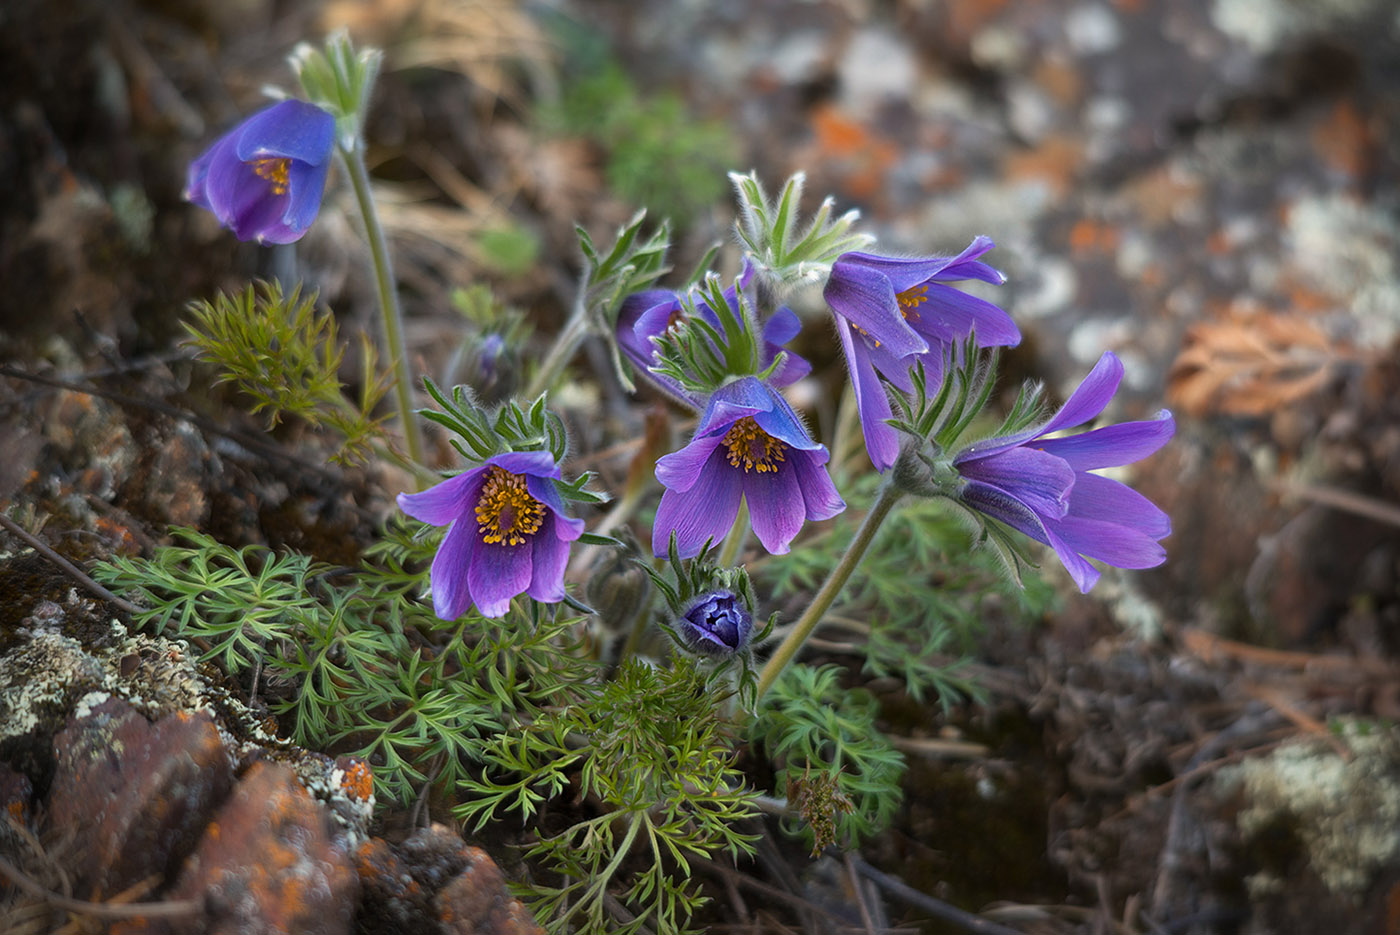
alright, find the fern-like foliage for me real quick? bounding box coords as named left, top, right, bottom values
left=184, top=281, right=391, bottom=464
left=749, top=663, right=904, bottom=853
left=761, top=473, right=1055, bottom=706
left=459, top=657, right=758, bottom=935
left=92, top=527, right=597, bottom=804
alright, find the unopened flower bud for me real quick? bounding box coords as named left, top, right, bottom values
left=677, top=590, right=753, bottom=655
left=585, top=546, right=652, bottom=634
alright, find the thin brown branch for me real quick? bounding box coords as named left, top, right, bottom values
left=0, top=855, right=200, bottom=920
left=0, top=511, right=142, bottom=615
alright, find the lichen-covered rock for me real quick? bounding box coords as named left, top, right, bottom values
left=437, top=849, right=543, bottom=935
left=47, top=694, right=233, bottom=898
left=354, top=836, right=431, bottom=930
left=0, top=626, right=107, bottom=789
left=126, top=760, right=358, bottom=935
left=1218, top=724, right=1400, bottom=899
left=354, top=825, right=543, bottom=935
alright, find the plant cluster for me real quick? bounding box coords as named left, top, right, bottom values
left=90, top=31, right=1176, bottom=934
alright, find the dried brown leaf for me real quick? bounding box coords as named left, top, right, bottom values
left=1167, top=313, right=1350, bottom=417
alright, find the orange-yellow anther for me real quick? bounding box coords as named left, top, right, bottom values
left=249, top=157, right=292, bottom=195
left=897, top=284, right=927, bottom=321
left=475, top=467, right=545, bottom=546
left=722, top=417, right=786, bottom=473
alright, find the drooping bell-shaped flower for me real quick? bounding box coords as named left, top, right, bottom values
left=824, top=237, right=1020, bottom=471
left=617, top=263, right=811, bottom=407
left=185, top=99, right=336, bottom=244
left=952, top=352, right=1174, bottom=593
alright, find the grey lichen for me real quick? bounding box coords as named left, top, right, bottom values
left=1217, top=722, right=1400, bottom=897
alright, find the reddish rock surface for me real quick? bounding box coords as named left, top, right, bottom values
left=122, top=760, right=359, bottom=935
left=46, top=694, right=233, bottom=899
left=356, top=825, right=544, bottom=935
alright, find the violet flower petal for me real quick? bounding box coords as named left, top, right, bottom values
left=1037, top=410, right=1175, bottom=471
left=954, top=446, right=1075, bottom=520
left=791, top=448, right=847, bottom=521
left=743, top=457, right=805, bottom=554
left=652, top=449, right=743, bottom=557
left=468, top=540, right=533, bottom=618
left=396, top=468, right=485, bottom=526
left=526, top=514, right=570, bottom=603
left=836, top=322, right=899, bottom=473
left=233, top=100, right=336, bottom=165
left=430, top=519, right=479, bottom=620
left=824, top=259, right=929, bottom=358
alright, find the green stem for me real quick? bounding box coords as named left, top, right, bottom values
left=614, top=584, right=654, bottom=667
left=753, top=479, right=904, bottom=701
left=718, top=500, right=751, bottom=567
left=341, top=144, right=425, bottom=466
left=525, top=287, right=592, bottom=400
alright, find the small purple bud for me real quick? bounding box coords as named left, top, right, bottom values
left=677, top=590, right=753, bottom=655
left=479, top=333, right=506, bottom=381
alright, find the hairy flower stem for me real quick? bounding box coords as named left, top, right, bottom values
left=718, top=500, right=751, bottom=567
left=754, top=480, right=904, bottom=701
left=525, top=286, right=591, bottom=399
left=341, top=144, right=424, bottom=466
left=614, top=586, right=653, bottom=667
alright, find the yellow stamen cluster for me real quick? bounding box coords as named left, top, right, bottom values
left=897, top=284, right=927, bottom=321
left=249, top=157, right=292, bottom=195
left=722, top=417, right=786, bottom=473
left=475, top=466, right=545, bottom=546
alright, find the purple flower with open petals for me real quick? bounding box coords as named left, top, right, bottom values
left=824, top=237, right=1020, bottom=472
left=617, top=265, right=811, bottom=406
left=653, top=376, right=844, bottom=558
left=185, top=100, right=335, bottom=244
left=397, top=451, right=585, bottom=619
left=952, top=352, right=1174, bottom=593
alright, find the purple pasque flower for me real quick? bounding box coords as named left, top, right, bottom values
left=617, top=265, right=812, bottom=406
left=824, top=236, right=1020, bottom=472
left=952, top=351, right=1174, bottom=593
left=653, top=376, right=844, bottom=558
left=397, top=450, right=585, bottom=619
left=185, top=99, right=335, bottom=244
left=677, top=590, right=753, bottom=655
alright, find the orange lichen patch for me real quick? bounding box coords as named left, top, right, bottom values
left=1112, top=0, right=1145, bottom=12
left=93, top=514, right=139, bottom=554
left=1123, top=165, right=1204, bottom=226
left=340, top=759, right=374, bottom=802
left=1206, top=228, right=1231, bottom=256
left=1004, top=135, right=1083, bottom=201
left=944, top=0, right=1011, bottom=44
left=1068, top=218, right=1121, bottom=254
left=809, top=104, right=898, bottom=201
left=1311, top=99, right=1371, bottom=180
left=355, top=837, right=422, bottom=895
left=1032, top=57, right=1083, bottom=109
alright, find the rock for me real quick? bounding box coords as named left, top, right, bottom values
left=121, top=761, right=358, bottom=935
left=354, top=825, right=543, bottom=935
left=46, top=694, right=233, bottom=899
